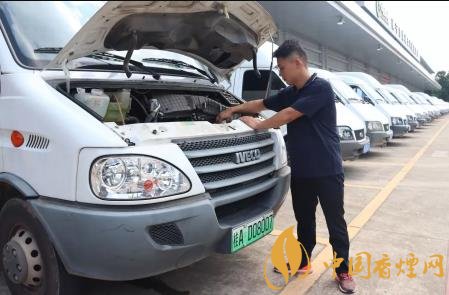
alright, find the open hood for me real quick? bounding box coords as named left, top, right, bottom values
left=47, top=1, right=277, bottom=78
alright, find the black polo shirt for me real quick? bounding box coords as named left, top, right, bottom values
left=263, top=74, right=343, bottom=178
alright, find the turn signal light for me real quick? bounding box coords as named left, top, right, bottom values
left=11, top=131, right=24, bottom=147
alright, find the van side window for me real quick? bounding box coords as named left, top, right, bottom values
left=350, top=85, right=373, bottom=105
left=242, top=70, right=285, bottom=101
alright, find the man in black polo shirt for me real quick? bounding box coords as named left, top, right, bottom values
left=217, top=40, right=355, bottom=294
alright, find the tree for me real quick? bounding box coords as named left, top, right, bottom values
left=432, top=71, right=449, bottom=101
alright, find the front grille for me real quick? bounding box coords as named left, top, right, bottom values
left=199, top=160, right=272, bottom=184
left=175, top=132, right=276, bottom=192
left=406, top=115, right=414, bottom=122
left=189, top=145, right=273, bottom=167
left=176, top=133, right=271, bottom=151
left=354, top=129, right=365, bottom=140
left=384, top=124, right=390, bottom=131
left=149, top=223, right=184, bottom=245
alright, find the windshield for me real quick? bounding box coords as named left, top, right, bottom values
left=376, top=88, right=398, bottom=104
left=396, top=90, right=415, bottom=104
left=414, top=94, right=428, bottom=104
left=404, top=94, right=417, bottom=104
left=389, top=90, right=409, bottom=104
left=0, top=1, right=104, bottom=67
left=330, top=78, right=363, bottom=103
left=0, top=1, right=213, bottom=76
left=364, top=86, right=386, bottom=103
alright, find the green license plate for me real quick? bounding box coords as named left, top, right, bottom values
left=231, top=211, right=274, bottom=253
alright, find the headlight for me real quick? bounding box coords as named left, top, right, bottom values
left=337, top=126, right=354, bottom=141
left=366, top=121, right=383, bottom=131
left=91, top=156, right=191, bottom=200
left=391, top=117, right=403, bottom=125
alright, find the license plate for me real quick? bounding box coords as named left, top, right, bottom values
left=231, top=211, right=274, bottom=253
left=363, top=142, right=370, bottom=153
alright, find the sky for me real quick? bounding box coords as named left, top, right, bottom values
left=380, top=1, right=449, bottom=74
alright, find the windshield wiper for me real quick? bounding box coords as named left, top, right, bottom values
left=86, top=52, right=160, bottom=80
left=142, top=57, right=217, bottom=84
left=34, top=47, right=63, bottom=53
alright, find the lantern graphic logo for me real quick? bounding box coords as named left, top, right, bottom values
left=263, top=225, right=311, bottom=290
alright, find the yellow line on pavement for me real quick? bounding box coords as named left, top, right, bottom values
left=280, top=117, right=449, bottom=295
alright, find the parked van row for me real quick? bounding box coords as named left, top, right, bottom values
left=228, top=42, right=449, bottom=161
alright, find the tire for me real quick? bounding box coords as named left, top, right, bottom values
left=0, top=198, right=82, bottom=295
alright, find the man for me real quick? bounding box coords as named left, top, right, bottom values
left=216, top=40, right=355, bottom=294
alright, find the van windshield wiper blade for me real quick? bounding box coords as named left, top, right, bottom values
left=34, top=47, right=63, bottom=53
left=86, top=52, right=160, bottom=80
left=142, top=58, right=217, bottom=84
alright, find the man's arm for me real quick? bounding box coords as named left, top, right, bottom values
left=240, top=107, right=303, bottom=130
left=216, top=99, right=267, bottom=123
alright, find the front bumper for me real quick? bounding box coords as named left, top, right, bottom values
left=409, top=121, right=418, bottom=131
left=391, top=125, right=409, bottom=137
left=29, top=166, right=291, bottom=281
left=367, top=131, right=389, bottom=146
left=386, top=130, right=394, bottom=142
left=341, top=137, right=370, bottom=160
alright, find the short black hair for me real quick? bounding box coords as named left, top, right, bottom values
left=273, top=39, right=308, bottom=64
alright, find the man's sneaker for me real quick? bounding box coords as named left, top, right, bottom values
left=335, top=272, right=356, bottom=294
left=273, top=263, right=313, bottom=275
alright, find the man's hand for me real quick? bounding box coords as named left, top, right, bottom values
left=239, top=116, right=261, bottom=129
left=216, top=108, right=234, bottom=123
left=216, top=100, right=267, bottom=123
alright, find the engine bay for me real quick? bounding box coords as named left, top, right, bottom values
left=65, top=85, right=242, bottom=125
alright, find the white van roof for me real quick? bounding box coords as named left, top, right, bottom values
left=337, top=72, right=383, bottom=88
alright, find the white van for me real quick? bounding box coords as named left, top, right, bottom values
left=228, top=42, right=370, bottom=160
left=385, top=84, right=430, bottom=125
left=336, top=74, right=407, bottom=138
left=383, top=86, right=422, bottom=130
left=0, top=2, right=291, bottom=294
left=336, top=72, right=411, bottom=137
left=415, top=92, right=443, bottom=117
left=429, top=96, right=449, bottom=114
left=411, top=93, right=435, bottom=122
left=310, top=69, right=391, bottom=147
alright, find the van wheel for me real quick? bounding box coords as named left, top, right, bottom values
left=0, top=199, right=81, bottom=295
